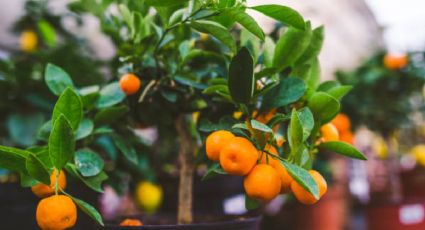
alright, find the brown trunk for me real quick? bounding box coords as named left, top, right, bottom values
left=176, top=115, right=196, bottom=224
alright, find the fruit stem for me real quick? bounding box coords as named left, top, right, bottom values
left=176, top=115, right=196, bottom=224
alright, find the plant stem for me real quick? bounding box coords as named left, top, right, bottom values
left=176, top=115, right=196, bottom=224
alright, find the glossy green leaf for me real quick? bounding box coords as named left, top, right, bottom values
left=295, top=26, right=324, bottom=65
left=49, top=115, right=75, bottom=170
left=273, top=24, right=312, bottom=71
left=190, top=20, right=236, bottom=53
left=144, top=0, right=188, bottom=6
left=66, top=164, right=107, bottom=193
left=228, top=47, right=254, bottom=103
left=96, top=82, right=126, bottom=109
left=202, top=85, right=229, bottom=95
left=44, top=64, right=74, bottom=96
left=263, top=37, right=275, bottom=68
left=52, top=88, right=83, bottom=131
left=262, top=77, right=306, bottom=110
left=113, top=136, right=138, bottom=165
left=281, top=161, right=319, bottom=199
left=0, top=146, right=30, bottom=173
left=26, top=154, right=50, bottom=185
left=308, top=92, right=340, bottom=123
left=202, top=163, right=227, bottom=181
left=298, top=108, right=314, bottom=141
left=325, top=86, right=352, bottom=100
left=288, top=109, right=303, bottom=152
left=94, top=105, right=129, bottom=126
left=319, top=141, right=367, bottom=160
left=75, top=149, right=104, bottom=177
left=251, top=5, right=305, bottom=30
left=75, top=119, right=94, bottom=140
left=37, top=20, right=56, bottom=47
left=250, top=119, right=273, bottom=133
left=70, top=195, right=104, bottom=226
left=226, top=9, right=264, bottom=41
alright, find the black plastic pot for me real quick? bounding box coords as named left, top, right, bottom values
left=103, top=215, right=261, bottom=230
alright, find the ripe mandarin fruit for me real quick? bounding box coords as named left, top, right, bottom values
left=120, top=218, right=144, bottom=226
left=206, top=130, right=235, bottom=161
left=411, top=145, right=425, bottom=166
left=258, top=146, right=293, bottom=193
left=383, top=53, right=408, bottom=70
left=320, top=123, right=339, bottom=142
left=244, top=164, right=281, bottom=201
left=31, top=169, right=66, bottom=198
left=119, top=73, right=141, bottom=95
left=20, top=30, right=38, bottom=52
left=219, top=137, right=258, bottom=176
left=340, top=131, right=354, bottom=145
left=291, top=170, right=327, bottom=205
left=135, top=181, right=163, bottom=213
left=331, top=113, right=351, bottom=132
left=36, top=195, right=77, bottom=230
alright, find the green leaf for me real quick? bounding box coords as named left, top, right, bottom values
left=281, top=161, right=319, bottom=199
left=169, top=8, right=186, bottom=26
left=37, top=121, right=52, bottom=142
left=26, top=154, right=50, bottom=185
left=288, top=109, right=303, bottom=152
left=317, top=81, right=339, bottom=92
left=295, top=26, right=324, bottom=65
left=96, top=82, right=126, bottom=109
left=308, top=92, right=340, bottom=123
left=250, top=119, right=273, bottom=133
left=226, top=9, right=264, bottom=41
left=44, top=64, right=74, bottom=96
left=94, top=105, right=129, bottom=126
left=113, top=136, right=138, bottom=165
left=245, top=195, right=261, bottom=210
left=262, top=77, right=306, bottom=110
left=66, top=164, right=107, bottom=193
left=263, top=37, right=275, bottom=68
left=190, top=20, right=236, bottom=53
left=319, top=141, right=367, bottom=160
left=228, top=47, right=254, bottom=103
left=298, top=108, right=314, bottom=141
left=251, top=5, right=305, bottom=30
left=75, top=119, right=94, bottom=140
left=70, top=195, right=104, bottom=226
left=325, top=86, right=352, bottom=100
left=52, top=88, right=83, bottom=131
left=7, top=113, right=44, bottom=146
left=75, top=149, right=104, bottom=177
left=37, top=20, right=56, bottom=47
left=20, top=172, right=38, bottom=187
left=29, top=146, right=52, bottom=169
left=202, top=163, right=227, bottom=181
left=0, top=146, right=30, bottom=173
left=49, top=115, right=75, bottom=170
left=144, top=0, right=188, bottom=6
left=202, top=85, right=229, bottom=95
left=273, top=23, right=312, bottom=71
left=266, top=113, right=290, bottom=128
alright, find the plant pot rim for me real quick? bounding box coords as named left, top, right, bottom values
left=104, top=215, right=261, bottom=229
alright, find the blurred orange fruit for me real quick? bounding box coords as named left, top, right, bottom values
left=31, top=169, right=66, bottom=198
left=320, top=123, right=339, bottom=142
left=383, top=53, right=408, bottom=70
left=120, top=73, right=141, bottom=95
left=331, top=113, right=351, bottom=133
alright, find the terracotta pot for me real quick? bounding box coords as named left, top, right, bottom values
left=401, top=168, right=425, bottom=198
left=366, top=200, right=425, bottom=230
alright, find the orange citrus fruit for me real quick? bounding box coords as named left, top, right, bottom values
left=340, top=131, right=354, bottom=145
left=36, top=195, right=77, bottom=230
left=320, top=123, right=339, bottom=142
left=291, top=170, right=327, bottom=205
left=120, top=218, right=144, bottom=226
left=383, top=53, right=408, bottom=70
left=20, top=30, right=38, bottom=52
left=119, top=73, right=141, bottom=95
left=219, top=137, right=258, bottom=176
left=244, top=164, right=281, bottom=201
left=206, top=130, right=235, bottom=161
left=331, top=113, right=351, bottom=132
left=258, top=146, right=293, bottom=193
left=31, top=169, right=66, bottom=198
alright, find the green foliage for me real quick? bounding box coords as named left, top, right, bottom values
left=337, top=52, right=425, bottom=136
left=228, top=47, right=254, bottom=103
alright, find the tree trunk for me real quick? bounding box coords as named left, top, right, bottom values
left=176, top=115, right=196, bottom=224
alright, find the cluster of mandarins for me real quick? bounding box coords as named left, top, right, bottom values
left=323, top=113, right=354, bottom=145
left=31, top=170, right=77, bottom=230
left=205, top=131, right=325, bottom=205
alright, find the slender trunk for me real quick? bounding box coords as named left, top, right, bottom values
left=386, top=136, right=402, bottom=203
left=176, top=115, right=195, bottom=224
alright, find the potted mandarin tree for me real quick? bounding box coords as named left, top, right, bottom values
left=66, top=0, right=366, bottom=228
left=337, top=51, right=425, bottom=229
